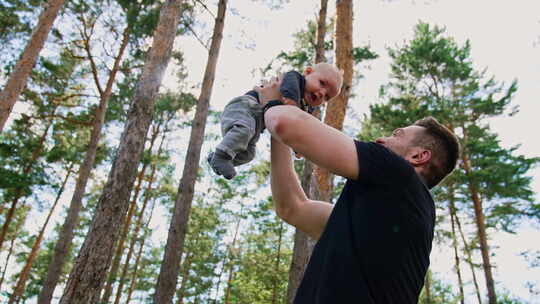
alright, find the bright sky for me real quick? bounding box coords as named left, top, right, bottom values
left=167, top=0, right=540, bottom=302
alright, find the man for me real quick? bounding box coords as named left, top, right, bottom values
left=255, top=80, right=460, bottom=303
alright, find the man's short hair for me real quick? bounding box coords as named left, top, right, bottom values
left=413, top=117, right=460, bottom=189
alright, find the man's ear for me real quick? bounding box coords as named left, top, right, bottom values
left=304, top=66, right=313, bottom=75
left=410, top=148, right=431, bottom=167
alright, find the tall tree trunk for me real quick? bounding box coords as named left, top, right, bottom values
left=59, top=1, right=184, bottom=302
left=154, top=1, right=226, bottom=302
left=271, top=221, right=284, bottom=304
left=287, top=1, right=328, bottom=302
left=38, top=25, right=131, bottom=304
left=314, top=0, right=328, bottom=64
left=449, top=198, right=465, bottom=304
left=0, top=202, right=28, bottom=291
left=224, top=258, right=236, bottom=304
left=213, top=209, right=242, bottom=304
left=461, top=129, right=497, bottom=304
left=102, top=162, right=147, bottom=304
left=315, top=0, right=354, bottom=201
left=455, top=204, right=483, bottom=304
left=176, top=250, right=195, bottom=304
left=0, top=0, right=65, bottom=131
left=102, top=122, right=159, bottom=303
left=0, top=120, right=52, bottom=249
left=125, top=197, right=158, bottom=304
left=112, top=142, right=163, bottom=304
left=8, top=166, right=73, bottom=304
left=424, top=270, right=432, bottom=303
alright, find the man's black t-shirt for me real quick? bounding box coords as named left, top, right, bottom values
left=294, top=141, right=435, bottom=304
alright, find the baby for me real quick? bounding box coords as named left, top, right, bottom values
left=208, top=62, right=343, bottom=179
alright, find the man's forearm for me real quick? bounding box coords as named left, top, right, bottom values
left=270, top=137, right=307, bottom=221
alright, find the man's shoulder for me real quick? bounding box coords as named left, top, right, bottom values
left=352, top=140, right=418, bottom=185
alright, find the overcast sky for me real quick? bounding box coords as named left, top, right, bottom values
left=167, top=0, right=540, bottom=302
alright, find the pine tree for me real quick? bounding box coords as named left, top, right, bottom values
left=155, top=1, right=227, bottom=302
left=59, top=1, right=185, bottom=302
left=0, top=0, right=66, bottom=131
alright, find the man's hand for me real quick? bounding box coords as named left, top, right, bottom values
left=254, top=77, right=282, bottom=105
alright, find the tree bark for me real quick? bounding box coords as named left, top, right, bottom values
left=271, top=221, right=284, bottom=304
left=176, top=250, right=195, bottom=304
left=59, top=1, right=184, bottom=302
left=224, top=248, right=237, bottom=304
left=8, top=165, right=72, bottom=304
left=125, top=197, right=158, bottom=304
left=449, top=198, right=465, bottom=304
left=38, top=24, right=131, bottom=304
left=314, top=0, right=354, bottom=202
left=424, top=270, right=432, bottom=303
left=0, top=202, right=29, bottom=291
left=102, top=122, right=159, bottom=303
left=112, top=134, right=164, bottom=304
left=153, top=1, right=226, bottom=302
left=213, top=209, right=242, bottom=304
left=461, top=130, right=497, bottom=304
left=0, top=0, right=65, bottom=131
left=455, top=205, right=483, bottom=304
left=314, top=0, right=328, bottom=64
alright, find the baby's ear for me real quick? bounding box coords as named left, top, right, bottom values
left=304, top=66, right=313, bottom=75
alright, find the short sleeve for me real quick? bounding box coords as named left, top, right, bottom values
left=355, top=140, right=415, bottom=185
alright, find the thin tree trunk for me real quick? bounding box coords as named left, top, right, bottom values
left=287, top=229, right=316, bottom=304
left=449, top=198, right=465, bottom=304
left=424, top=270, right=432, bottom=303
left=271, top=221, right=284, bottom=304
left=314, top=0, right=328, bottom=64
left=125, top=197, right=158, bottom=304
left=461, top=130, right=497, bottom=304
left=224, top=259, right=236, bottom=304
left=213, top=209, right=242, bottom=304
left=102, top=122, right=159, bottom=303
left=38, top=25, right=131, bottom=304
left=176, top=250, right=195, bottom=304
left=59, top=1, right=184, bottom=302
left=8, top=165, right=73, bottom=304
left=0, top=202, right=28, bottom=292
left=287, top=1, right=328, bottom=302
left=102, top=163, right=147, bottom=304
left=0, top=120, right=52, bottom=249
left=455, top=205, right=483, bottom=304
left=154, top=1, right=226, bottom=302
left=314, top=0, right=354, bottom=202
left=112, top=141, right=163, bottom=304
left=0, top=0, right=65, bottom=131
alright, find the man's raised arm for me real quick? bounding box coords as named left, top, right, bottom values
left=270, top=136, right=333, bottom=239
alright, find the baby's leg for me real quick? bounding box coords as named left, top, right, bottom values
left=233, top=141, right=256, bottom=166
left=217, top=97, right=257, bottom=159
left=209, top=96, right=258, bottom=179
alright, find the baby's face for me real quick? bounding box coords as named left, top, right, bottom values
left=303, top=67, right=340, bottom=107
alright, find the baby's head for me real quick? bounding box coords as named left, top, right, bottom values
left=303, top=63, right=343, bottom=107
